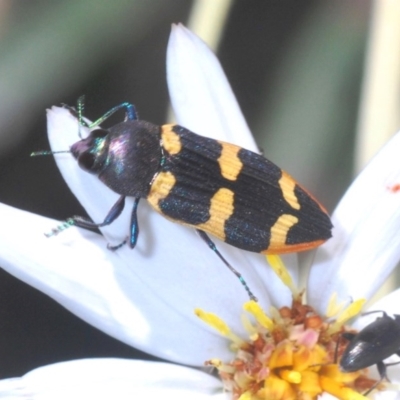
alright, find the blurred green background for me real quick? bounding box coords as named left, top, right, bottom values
left=0, top=0, right=396, bottom=378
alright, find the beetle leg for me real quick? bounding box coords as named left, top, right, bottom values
left=63, top=96, right=138, bottom=138
left=196, top=229, right=257, bottom=302
left=377, top=360, right=388, bottom=381
left=361, top=310, right=387, bottom=318
left=364, top=359, right=400, bottom=395
left=106, top=197, right=141, bottom=251
left=77, top=96, right=138, bottom=127
left=363, top=361, right=387, bottom=395
left=341, top=332, right=356, bottom=341
left=334, top=332, right=356, bottom=363
left=71, top=195, right=126, bottom=230
left=44, top=195, right=126, bottom=239
left=128, top=197, right=140, bottom=249
left=384, top=359, right=400, bottom=372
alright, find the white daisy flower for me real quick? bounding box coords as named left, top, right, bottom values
left=1, top=24, right=400, bottom=400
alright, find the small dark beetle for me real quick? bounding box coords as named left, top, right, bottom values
left=35, top=97, right=333, bottom=300
left=340, top=311, right=400, bottom=394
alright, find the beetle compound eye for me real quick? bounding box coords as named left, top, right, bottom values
left=77, top=152, right=96, bottom=172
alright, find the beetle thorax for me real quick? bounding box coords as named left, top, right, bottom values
left=98, top=120, right=161, bottom=197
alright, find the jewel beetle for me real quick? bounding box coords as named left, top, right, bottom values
left=35, top=97, right=332, bottom=300
left=340, top=311, right=400, bottom=394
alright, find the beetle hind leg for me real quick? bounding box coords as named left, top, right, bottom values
left=196, top=230, right=257, bottom=301
left=363, top=359, right=400, bottom=395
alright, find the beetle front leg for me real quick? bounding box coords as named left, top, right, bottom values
left=106, top=197, right=140, bottom=251
left=334, top=332, right=356, bottom=363
left=45, top=195, right=127, bottom=239
left=128, top=197, right=140, bottom=249
left=71, top=195, right=126, bottom=229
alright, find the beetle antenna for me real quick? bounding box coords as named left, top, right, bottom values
left=31, top=150, right=71, bottom=157
left=77, top=95, right=86, bottom=138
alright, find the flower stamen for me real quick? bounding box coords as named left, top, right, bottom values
left=243, top=300, right=274, bottom=331
left=327, top=299, right=366, bottom=335
left=266, top=255, right=299, bottom=298
left=197, top=258, right=379, bottom=399
left=195, top=308, right=245, bottom=346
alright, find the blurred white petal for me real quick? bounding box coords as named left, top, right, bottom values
left=0, top=202, right=229, bottom=364
left=374, top=392, right=400, bottom=400
left=0, top=358, right=225, bottom=400
left=308, top=129, right=400, bottom=313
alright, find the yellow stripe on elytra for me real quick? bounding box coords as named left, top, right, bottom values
left=279, top=171, right=300, bottom=210
left=161, top=124, right=182, bottom=155
left=217, top=141, right=243, bottom=181
left=147, top=171, right=176, bottom=212
left=197, top=187, right=234, bottom=241
left=269, top=214, right=299, bottom=247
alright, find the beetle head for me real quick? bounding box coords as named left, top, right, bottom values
left=70, top=128, right=109, bottom=174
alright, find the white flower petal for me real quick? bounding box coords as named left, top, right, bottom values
left=167, top=23, right=258, bottom=152
left=0, top=201, right=248, bottom=366
left=374, top=391, right=400, bottom=400
left=0, top=358, right=225, bottom=400
left=308, top=130, right=400, bottom=313
left=0, top=203, right=215, bottom=363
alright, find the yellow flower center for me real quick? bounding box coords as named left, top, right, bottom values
left=196, top=257, right=379, bottom=400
